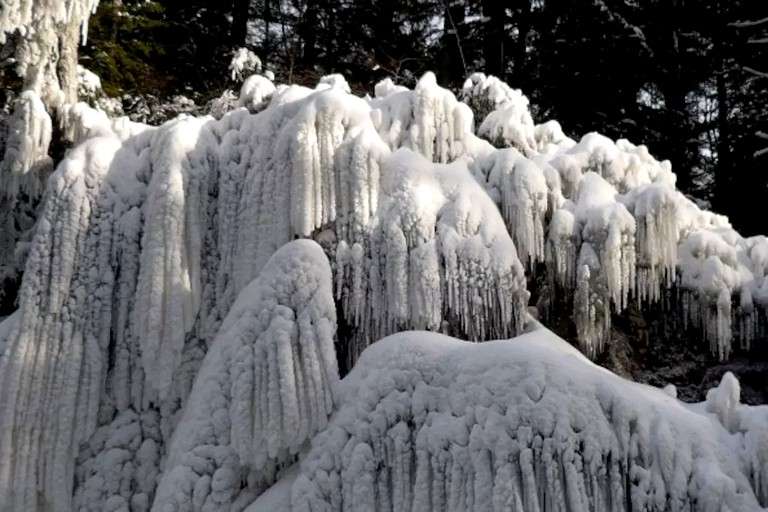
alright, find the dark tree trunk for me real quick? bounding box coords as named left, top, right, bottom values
left=232, top=0, right=250, bottom=47
left=510, top=1, right=532, bottom=87
left=438, top=0, right=467, bottom=85
left=482, top=0, right=506, bottom=77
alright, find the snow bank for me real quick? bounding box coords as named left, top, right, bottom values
left=152, top=240, right=338, bottom=511
left=292, top=326, right=768, bottom=511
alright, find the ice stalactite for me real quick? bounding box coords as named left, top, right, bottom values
left=152, top=240, right=338, bottom=512
left=476, top=148, right=554, bottom=268
left=623, top=183, right=678, bottom=304
left=677, top=231, right=742, bottom=360
left=574, top=244, right=611, bottom=359
left=336, top=148, right=529, bottom=363
left=292, top=327, right=768, bottom=512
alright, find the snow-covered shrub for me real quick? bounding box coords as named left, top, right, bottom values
left=229, top=48, right=262, bottom=82
left=77, top=65, right=102, bottom=100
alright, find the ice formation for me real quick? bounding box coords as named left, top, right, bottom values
left=77, top=65, right=102, bottom=99
left=152, top=240, right=338, bottom=511
left=0, top=73, right=528, bottom=510
left=292, top=326, right=768, bottom=511
left=461, top=72, right=537, bottom=155
left=1, top=0, right=101, bottom=192
left=0, top=67, right=767, bottom=511
left=0, top=90, right=53, bottom=195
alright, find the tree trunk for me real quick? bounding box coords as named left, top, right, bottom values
left=511, top=1, right=532, bottom=87
left=482, top=0, right=506, bottom=78
left=300, top=0, right=319, bottom=68
left=438, top=0, right=467, bottom=85
left=57, top=17, right=82, bottom=106
left=232, top=0, right=250, bottom=47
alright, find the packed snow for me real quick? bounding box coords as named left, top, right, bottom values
left=0, top=69, right=767, bottom=511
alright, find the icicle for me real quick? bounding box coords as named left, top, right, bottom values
left=574, top=244, right=611, bottom=359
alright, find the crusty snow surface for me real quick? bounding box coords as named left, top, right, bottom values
left=0, top=70, right=766, bottom=511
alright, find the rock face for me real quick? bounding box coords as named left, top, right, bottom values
left=0, top=70, right=765, bottom=510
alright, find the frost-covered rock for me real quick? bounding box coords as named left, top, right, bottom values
left=152, top=240, right=338, bottom=511
left=292, top=326, right=768, bottom=511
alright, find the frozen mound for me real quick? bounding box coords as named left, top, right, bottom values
left=1, top=69, right=768, bottom=511
left=291, top=326, right=768, bottom=511
left=152, top=240, right=338, bottom=511
left=0, top=74, right=531, bottom=510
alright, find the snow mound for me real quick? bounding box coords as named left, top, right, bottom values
left=292, top=326, right=768, bottom=511
left=152, top=240, right=338, bottom=511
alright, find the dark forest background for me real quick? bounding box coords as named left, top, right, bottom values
left=84, top=0, right=768, bottom=235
